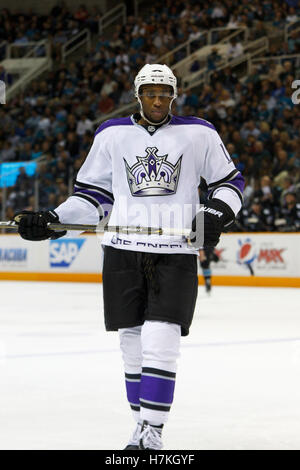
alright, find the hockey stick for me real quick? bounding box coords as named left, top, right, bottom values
left=0, top=220, right=255, bottom=274
left=0, top=220, right=191, bottom=238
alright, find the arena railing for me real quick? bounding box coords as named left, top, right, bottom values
left=249, top=53, right=300, bottom=72
left=182, top=36, right=269, bottom=89
left=4, top=40, right=52, bottom=101
left=285, top=19, right=300, bottom=43
left=0, top=40, right=7, bottom=60
left=98, top=3, right=127, bottom=36
left=61, top=28, right=91, bottom=63
left=158, top=27, right=249, bottom=68
left=5, top=40, right=50, bottom=60
left=171, top=28, right=249, bottom=81
left=132, top=0, right=147, bottom=17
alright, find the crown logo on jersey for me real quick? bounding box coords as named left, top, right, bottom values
left=124, top=147, right=182, bottom=196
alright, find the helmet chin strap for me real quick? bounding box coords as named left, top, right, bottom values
left=137, top=97, right=175, bottom=126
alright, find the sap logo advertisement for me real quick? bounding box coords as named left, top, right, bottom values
left=50, top=239, right=85, bottom=268
left=0, top=248, right=27, bottom=264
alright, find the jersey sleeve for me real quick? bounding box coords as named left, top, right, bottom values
left=54, top=131, right=114, bottom=228
left=202, top=129, right=244, bottom=215
left=73, top=131, right=114, bottom=215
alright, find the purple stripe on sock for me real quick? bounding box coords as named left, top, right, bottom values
left=140, top=375, right=175, bottom=405
left=126, top=380, right=140, bottom=406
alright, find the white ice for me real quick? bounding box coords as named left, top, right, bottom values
left=0, top=281, right=300, bottom=450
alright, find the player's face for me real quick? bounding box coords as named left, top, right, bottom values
left=139, top=84, right=173, bottom=123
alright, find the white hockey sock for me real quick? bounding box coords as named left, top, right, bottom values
left=119, top=325, right=142, bottom=422
left=139, top=320, right=181, bottom=424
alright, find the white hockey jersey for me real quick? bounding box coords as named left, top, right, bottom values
left=55, top=115, right=244, bottom=255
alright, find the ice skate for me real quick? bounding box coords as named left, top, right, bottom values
left=123, top=422, right=142, bottom=450
left=205, top=278, right=211, bottom=294
left=139, top=421, right=163, bottom=450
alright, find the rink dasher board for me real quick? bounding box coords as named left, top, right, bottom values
left=0, top=233, right=299, bottom=287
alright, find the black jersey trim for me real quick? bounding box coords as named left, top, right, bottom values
left=75, top=180, right=114, bottom=201
left=72, top=192, right=99, bottom=209
left=208, top=169, right=239, bottom=189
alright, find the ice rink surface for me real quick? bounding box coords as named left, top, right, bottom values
left=0, top=281, right=300, bottom=450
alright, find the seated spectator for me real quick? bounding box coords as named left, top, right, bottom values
left=254, top=175, right=280, bottom=210
left=100, top=75, right=117, bottom=97
left=76, top=114, right=94, bottom=137
left=286, top=6, right=298, bottom=23
left=119, top=82, right=135, bottom=105
left=207, top=47, right=222, bottom=71
left=227, top=38, right=244, bottom=60
left=189, top=24, right=202, bottom=42
left=242, top=176, right=255, bottom=208
left=275, top=192, right=300, bottom=232
left=253, top=141, right=272, bottom=165
left=98, top=93, right=115, bottom=114
left=258, top=121, right=271, bottom=143
left=74, top=4, right=89, bottom=23
left=219, top=89, right=236, bottom=108
left=238, top=198, right=274, bottom=232
left=0, top=141, right=16, bottom=162
left=65, top=132, right=80, bottom=158
left=15, top=166, right=31, bottom=189
left=31, top=143, right=43, bottom=160
left=226, top=14, right=239, bottom=29
left=184, top=89, right=199, bottom=109
left=272, top=150, right=294, bottom=177
left=240, top=120, right=261, bottom=140
left=272, top=10, right=286, bottom=30
left=279, top=176, right=297, bottom=206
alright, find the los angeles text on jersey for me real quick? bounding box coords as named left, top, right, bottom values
left=111, top=235, right=184, bottom=249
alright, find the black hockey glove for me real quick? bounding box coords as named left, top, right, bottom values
left=190, top=198, right=235, bottom=249
left=14, top=210, right=67, bottom=241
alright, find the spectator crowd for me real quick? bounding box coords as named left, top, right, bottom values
left=0, top=0, right=299, bottom=232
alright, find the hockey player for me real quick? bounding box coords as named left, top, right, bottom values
left=199, top=247, right=220, bottom=293
left=15, top=64, right=244, bottom=450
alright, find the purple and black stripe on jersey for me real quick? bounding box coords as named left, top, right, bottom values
left=125, top=372, right=141, bottom=412
left=139, top=367, right=176, bottom=413
left=73, top=180, right=114, bottom=216
left=94, top=115, right=217, bottom=136
left=170, top=115, right=216, bottom=131
left=94, top=117, right=133, bottom=137
left=208, top=170, right=245, bottom=203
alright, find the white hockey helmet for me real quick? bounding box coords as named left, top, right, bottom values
left=134, top=63, right=177, bottom=98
